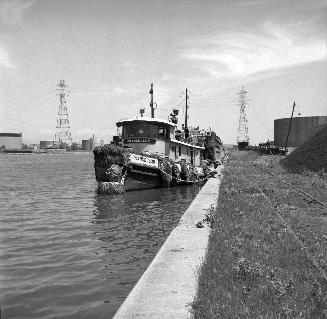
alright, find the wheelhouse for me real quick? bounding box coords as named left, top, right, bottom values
left=119, top=118, right=173, bottom=140
left=116, top=117, right=204, bottom=166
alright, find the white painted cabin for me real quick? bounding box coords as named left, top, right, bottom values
left=116, top=117, right=203, bottom=166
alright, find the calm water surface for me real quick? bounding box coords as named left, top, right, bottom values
left=0, top=152, right=201, bottom=319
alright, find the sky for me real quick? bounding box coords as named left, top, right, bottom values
left=0, top=0, right=326, bottom=144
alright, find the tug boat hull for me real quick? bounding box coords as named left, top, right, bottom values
left=93, top=146, right=206, bottom=194
left=124, top=165, right=162, bottom=191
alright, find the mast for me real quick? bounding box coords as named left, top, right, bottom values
left=149, top=83, right=154, bottom=118
left=185, top=88, right=189, bottom=138
left=284, top=101, right=296, bottom=154
left=185, top=88, right=188, bottom=129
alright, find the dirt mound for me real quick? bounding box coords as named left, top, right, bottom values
left=280, top=125, right=327, bottom=173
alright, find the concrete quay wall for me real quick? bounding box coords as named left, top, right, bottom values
left=113, top=168, right=224, bottom=319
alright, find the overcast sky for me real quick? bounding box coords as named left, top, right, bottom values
left=0, top=0, right=326, bottom=144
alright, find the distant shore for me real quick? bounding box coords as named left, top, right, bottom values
left=0, top=149, right=93, bottom=154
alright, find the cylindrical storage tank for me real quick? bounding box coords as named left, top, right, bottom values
left=89, top=138, right=95, bottom=149
left=82, top=139, right=91, bottom=150
left=274, top=116, right=327, bottom=147
left=0, top=133, right=23, bottom=149
left=94, top=138, right=101, bottom=147
left=40, top=140, right=56, bottom=149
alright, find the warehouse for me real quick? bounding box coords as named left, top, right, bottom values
left=0, top=133, right=23, bottom=150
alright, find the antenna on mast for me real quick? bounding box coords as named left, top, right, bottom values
left=149, top=83, right=157, bottom=118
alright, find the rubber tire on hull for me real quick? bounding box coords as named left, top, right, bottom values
left=171, top=163, right=181, bottom=185
left=160, top=161, right=172, bottom=186
left=188, top=166, right=196, bottom=183
left=180, top=162, right=189, bottom=182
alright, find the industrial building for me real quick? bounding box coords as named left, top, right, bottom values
left=82, top=136, right=104, bottom=150
left=82, top=139, right=93, bottom=150
left=274, top=116, right=327, bottom=147
left=0, top=133, right=23, bottom=150
left=40, top=140, right=58, bottom=149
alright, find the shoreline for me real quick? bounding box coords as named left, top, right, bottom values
left=113, top=167, right=224, bottom=318
left=0, top=149, right=93, bottom=154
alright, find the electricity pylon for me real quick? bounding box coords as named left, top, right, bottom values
left=55, top=80, right=72, bottom=148
left=237, top=85, right=250, bottom=149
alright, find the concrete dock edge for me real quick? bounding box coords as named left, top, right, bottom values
left=113, top=168, right=224, bottom=319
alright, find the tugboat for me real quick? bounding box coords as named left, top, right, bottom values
left=93, top=84, right=224, bottom=194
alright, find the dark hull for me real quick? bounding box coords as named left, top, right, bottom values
left=124, top=171, right=162, bottom=191
left=238, top=141, right=249, bottom=150
left=93, top=145, right=206, bottom=194
left=123, top=164, right=163, bottom=191
left=123, top=164, right=194, bottom=191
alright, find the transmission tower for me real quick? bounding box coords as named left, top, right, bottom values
left=237, top=85, right=250, bottom=149
left=55, top=80, right=72, bottom=147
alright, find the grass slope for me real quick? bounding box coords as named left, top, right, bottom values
left=281, top=126, right=327, bottom=173
left=193, top=151, right=327, bottom=318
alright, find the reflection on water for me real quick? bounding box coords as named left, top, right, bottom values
left=91, top=185, right=202, bottom=317
left=0, top=153, right=201, bottom=319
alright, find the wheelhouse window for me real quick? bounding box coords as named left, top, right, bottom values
left=158, top=126, right=170, bottom=140
left=137, top=122, right=148, bottom=137
left=124, top=125, right=137, bottom=137
left=149, top=124, right=159, bottom=138
left=123, top=122, right=149, bottom=137
left=123, top=122, right=170, bottom=139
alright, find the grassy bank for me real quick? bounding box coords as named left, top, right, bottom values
left=193, top=151, right=327, bottom=318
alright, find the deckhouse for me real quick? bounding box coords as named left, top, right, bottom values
left=116, top=117, right=204, bottom=166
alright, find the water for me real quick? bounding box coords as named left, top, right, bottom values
left=0, top=152, right=201, bottom=319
